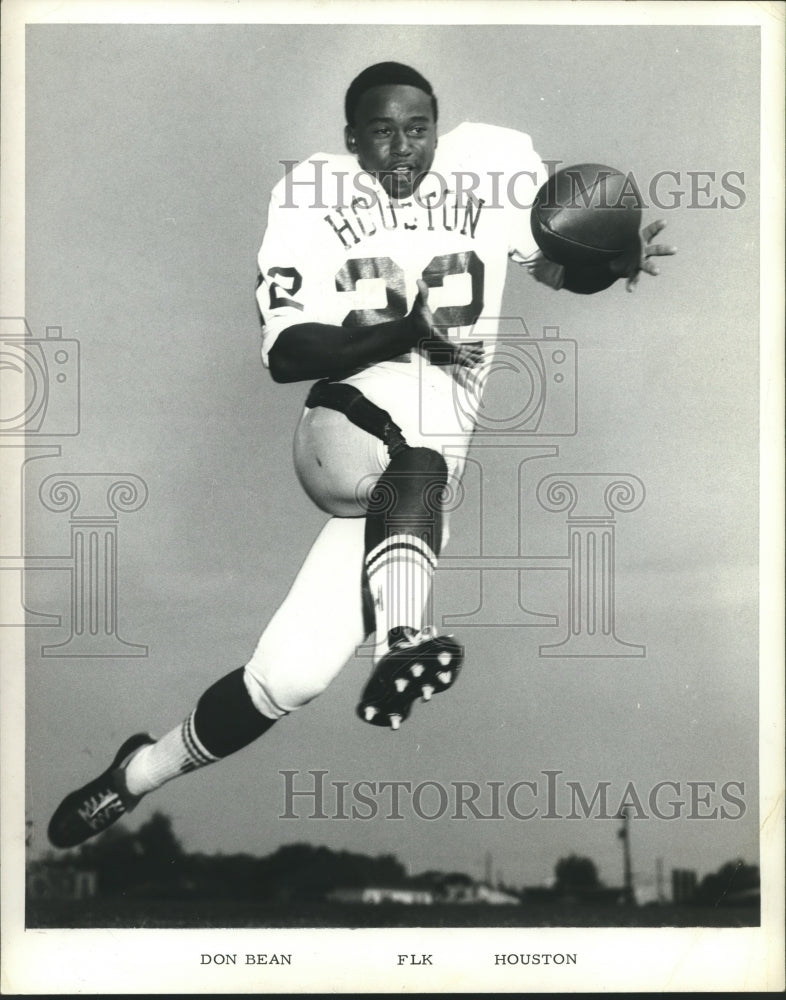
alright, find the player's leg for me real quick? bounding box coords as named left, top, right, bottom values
left=295, top=397, right=449, bottom=656
left=358, top=445, right=464, bottom=727
left=294, top=378, right=467, bottom=728
left=48, top=517, right=368, bottom=849
left=353, top=368, right=472, bottom=726
left=242, top=516, right=368, bottom=716
left=363, top=444, right=447, bottom=660
left=46, top=672, right=271, bottom=850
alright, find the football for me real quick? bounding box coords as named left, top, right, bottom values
left=530, top=163, right=642, bottom=268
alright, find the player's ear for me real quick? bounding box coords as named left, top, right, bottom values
left=345, top=126, right=358, bottom=155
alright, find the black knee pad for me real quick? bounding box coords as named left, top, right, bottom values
left=377, top=447, right=447, bottom=492
left=395, top=446, right=448, bottom=478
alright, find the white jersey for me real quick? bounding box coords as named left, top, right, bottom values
left=257, top=121, right=547, bottom=393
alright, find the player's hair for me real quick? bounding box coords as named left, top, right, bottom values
left=345, top=62, right=438, bottom=126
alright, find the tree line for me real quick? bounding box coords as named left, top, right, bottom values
left=45, top=811, right=759, bottom=906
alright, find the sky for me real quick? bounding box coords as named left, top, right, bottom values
left=18, top=21, right=762, bottom=897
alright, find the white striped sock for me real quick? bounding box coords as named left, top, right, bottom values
left=124, top=711, right=219, bottom=796
left=365, top=533, right=437, bottom=661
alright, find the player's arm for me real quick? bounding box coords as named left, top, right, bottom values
left=258, top=179, right=441, bottom=382
left=266, top=281, right=434, bottom=383
left=530, top=220, right=677, bottom=294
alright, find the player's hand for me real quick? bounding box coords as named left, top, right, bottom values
left=409, top=278, right=437, bottom=340
left=411, top=279, right=486, bottom=391
left=452, top=340, right=485, bottom=370
left=528, top=250, right=566, bottom=290
left=610, top=220, right=678, bottom=292
left=451, top=339, right=486, bottom=396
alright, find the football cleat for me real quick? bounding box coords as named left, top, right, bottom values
left=356, top=627, right=464, bottom=728
left=47, top=733, right=154, bottom=849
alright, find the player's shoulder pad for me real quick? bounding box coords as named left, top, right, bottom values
left=270, top=150, right=357, bottom=209
left=438, top=121, right=540, bottom=176
left=444, top=121, right=537, bottom=152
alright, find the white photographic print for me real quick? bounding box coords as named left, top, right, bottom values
left=1, top=0, right=783, bottom=994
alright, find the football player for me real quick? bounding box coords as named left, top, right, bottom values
left=48, top=62, right=675, bottom=848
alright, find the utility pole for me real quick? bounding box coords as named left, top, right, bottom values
left=617, top=808, right=635, bottom=904
left=656, top=857, right=665, bottom=904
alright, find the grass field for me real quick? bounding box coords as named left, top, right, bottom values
left=27, top=897, right=760, bottom=929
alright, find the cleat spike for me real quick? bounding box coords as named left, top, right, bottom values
left=394, top=677, right=409, bottom=692
left=364, top=706, right=378, bottom=722
left=421, top=685, right=434, bottom=702
left=437, top=651, right=452, bottom=666
left=410, top=663, right=425, bottom=678
left=437, top=670, right=452, bottom=685
left=389, top=714, right=402, bottom=730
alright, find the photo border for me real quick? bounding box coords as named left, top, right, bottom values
left=1, top=0, right=783, bottom=993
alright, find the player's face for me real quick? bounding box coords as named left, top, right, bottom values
left=345, top=84, right=437, bottom=200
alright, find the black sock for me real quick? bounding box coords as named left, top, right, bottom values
left=193, top=667, right=277, bottom=759
left=388, top=625, right=419, bottom=648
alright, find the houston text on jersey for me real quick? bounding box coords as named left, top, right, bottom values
left=323, top=193, right=485, bottom=250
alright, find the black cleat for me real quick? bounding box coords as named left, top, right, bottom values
left=357, top=627, right=464, bottom=729
left=47, top=733, right=154, bottom=848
